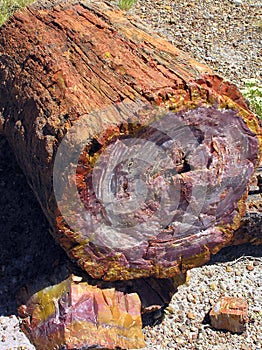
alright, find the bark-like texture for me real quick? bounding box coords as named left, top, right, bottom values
left=0, top=1, right=261, bottom=281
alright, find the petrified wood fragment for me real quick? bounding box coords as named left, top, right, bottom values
left=0, top=1, right=261, bottom=281
left=209, top=297, right=248, bottom=334
left=18, top=275, right=145, bottom=349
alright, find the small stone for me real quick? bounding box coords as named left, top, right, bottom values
left=206, top=271, right=213, bottom=278
left=169, top=18, right=176, bottom=25
left=199, top=286, right=206, bottom=293
left=161, top=340, right=169, bottom=347
left=198, top=331, right=204, bottom=340
left=209, top=297, right=248, bottom=333
left=233, top=0, right=243, bottom=5
left=191, top=333, right=198, bottom=340
left=175, top=337, right=184, bottom=344
left=187, top=311, right=196, bottom=320
left=187, top=293, right=195, bottom=302
left=246, top=264, right=254, bottom=271
left=71, top=275, right=83, bottom=282
left=186, top=2, right=195, bottom=7
left=209, top=298, right=215, bottom=306
left=178, top=324, right=186, bottom=333
left=219, top=281, right=227, bottom=291
left=210, top=282, right=217, bottom=290
left=167, top=341, right=174, bottom=347
left=226, top=266, right=233, bottom=272
left=185, top=270, right=191, bottom=285
left=241, top=345, right=250, bottom=350
left=165, top=305, right=174, bottom=314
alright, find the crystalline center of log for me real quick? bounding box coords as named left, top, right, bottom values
left=92, top=137, right=177, bottom=230
left=54, top=104, right=258, bottom=265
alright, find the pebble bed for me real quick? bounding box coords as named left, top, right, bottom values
left=132, top=0, right=262, bottom=88
left=0, top=0, right=261, bottom=349
left=143, top=251, right=262, bottom=350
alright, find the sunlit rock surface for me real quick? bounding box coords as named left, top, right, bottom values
left=210, top=296, right=248, bottom=333
left=18, top=276, right=145, bottom=349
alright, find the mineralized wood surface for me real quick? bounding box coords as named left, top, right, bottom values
left=18, top=275, right=145, bottom=349
left=209, top=297, right=248, bottom=334
left=0, top=1, right=261, bottom=281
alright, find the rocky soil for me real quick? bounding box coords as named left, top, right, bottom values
left=132, top=0, right=262, bottom=88
left=143, top=251, right=262, bottom=350
left=0, top=0, right=261, bottom=349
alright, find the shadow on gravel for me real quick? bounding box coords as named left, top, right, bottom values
left=0, top=136, right=74, bottom=316
left=0, top=135, right=261, bottom=317
left=208, top=243, right=262, bottom=266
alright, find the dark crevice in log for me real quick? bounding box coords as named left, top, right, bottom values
left=88, top=139, right=102, bottom=157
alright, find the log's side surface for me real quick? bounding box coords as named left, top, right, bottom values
left=0, top=1, right=261, bottom=281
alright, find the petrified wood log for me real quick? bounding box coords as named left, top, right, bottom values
left=0, top=1, right=261, bottom=281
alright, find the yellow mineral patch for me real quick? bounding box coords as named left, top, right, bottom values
left=31, top=279, right=69, bottom=323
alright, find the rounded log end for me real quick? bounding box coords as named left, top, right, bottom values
left=54, top=100, right=261, bottom=281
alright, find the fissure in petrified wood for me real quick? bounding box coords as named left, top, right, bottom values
left=0, top=0, right=261, bottom=281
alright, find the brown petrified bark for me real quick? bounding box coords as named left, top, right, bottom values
left=0, top=1, right=261, bottom=281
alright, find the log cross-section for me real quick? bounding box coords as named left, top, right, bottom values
left=0, top=0, right=261, bottom=281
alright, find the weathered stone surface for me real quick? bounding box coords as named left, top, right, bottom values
left=0, top=1, right=261, bottom=281
left=209, top=297, right=248, bottom=333
left=18, top=275, right=145, bottom=349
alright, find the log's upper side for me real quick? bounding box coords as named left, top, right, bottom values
left=0, top=1, right=261, bottom=280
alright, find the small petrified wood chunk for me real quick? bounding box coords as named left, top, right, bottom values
left=209, top=297, right=248, bottom=333
left=18, top=276, right=145, bottom=350
left=0, top=1, right=261, bottom=281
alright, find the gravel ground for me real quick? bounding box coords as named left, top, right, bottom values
left=132, top=0, right=262, bottom=88
left=143, top=251, right=262, bottom=350
left=0, top=0, right=261, bottom=349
